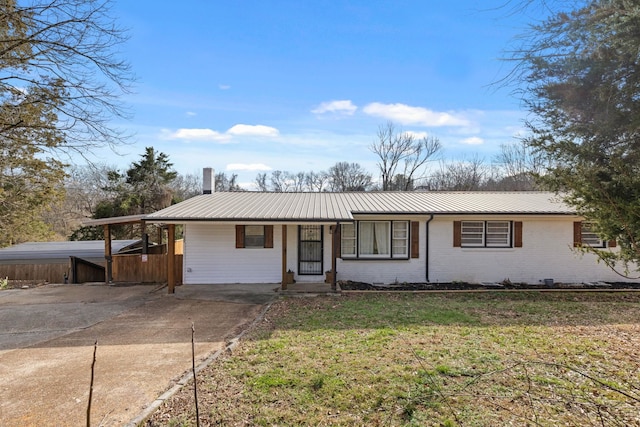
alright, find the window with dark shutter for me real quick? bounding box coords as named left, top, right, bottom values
left=340, top=220, right=410, bottom=259
left=236, top=225, right=272, bottom=249
left=454, top=220, right=520, bottom=248
left=576, top=221, right=607, bottom=248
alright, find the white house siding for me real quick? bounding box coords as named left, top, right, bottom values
left=336, top=217, right=427, bottom=284
left=428, top=215, right=630, bottom=284
left=183, top=223, right=282, bottom=284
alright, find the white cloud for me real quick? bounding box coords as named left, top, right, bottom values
left=363, top=102, right=470, bottom=127
left=226, top=163, right=272, bottom=171
left=185, top=111, right=197, bottom=117
left=311, top=100, right=358, bottom=115
left=404, top=130, right=429, bottom=139
left=461, top=136, right=484, bottom=145
left=167, top=128, right=231, bottom=142
left=227, top=124, right=280, bottom=137
left=163, top=124, right=280, bottom=143
left=219, top=84, right=231, bottom=90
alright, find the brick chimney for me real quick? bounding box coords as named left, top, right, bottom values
left=203, top=167, right=214, bottom=194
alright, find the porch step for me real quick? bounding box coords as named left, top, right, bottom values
left=279, top=282, right=341, bottom=296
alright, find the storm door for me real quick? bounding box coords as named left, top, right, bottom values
left=298, top=225, right=323, bottom=275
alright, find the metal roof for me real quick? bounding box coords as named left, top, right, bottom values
left=144, top=191, right=573, bottom=223
left=81, top=214, right=148, bottom=227
left=0, top=240, right=139, bottom=262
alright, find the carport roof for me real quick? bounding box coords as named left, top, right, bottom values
left=143, top=191, right=574, bottom=223
left=0, top=240, right=139, bottom=262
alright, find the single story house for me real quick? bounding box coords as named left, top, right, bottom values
left=144, top=191, right=637, bottom=287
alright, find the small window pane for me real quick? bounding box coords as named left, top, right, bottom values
left=461, top=221, right=484, bottom=246
left=244, top=225, right=265, bottom=248
left=360, top=221, right=390, bottom=256
left=341, top=223, right=356, bottom=256
left=486, top=221, right=510, bottom=247
left=581, top=223, right=604, bottom=247
left=392, top=221, right=409, bottom=257
left=301, top=225, right=321, bottom=241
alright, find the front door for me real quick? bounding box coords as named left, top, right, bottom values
left=298, top=225, right=323, bottom=275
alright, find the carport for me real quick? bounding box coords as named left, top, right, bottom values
left=81, top=215, right=182, bottom=290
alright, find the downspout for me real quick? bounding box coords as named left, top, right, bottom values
left=425, top=214, right=434, bottom=283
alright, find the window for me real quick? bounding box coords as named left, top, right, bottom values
left=575, top=222, right=606, bottom=248
left=244, top=225, right=265, bottom=248
left=341, top=223, right=356, bottom=256
left=461, top=221, right=484, bottom=246
left=392, top=221, right=408, bottom=256
left=341, top=221, right=416, bottom=259
left=359, top=221, right=391, bottom=256
left=456, top=221, right=512, bottom=248
left=235, top=225, right=274, bottom=248
left=486, top=221, right=511, bottom=247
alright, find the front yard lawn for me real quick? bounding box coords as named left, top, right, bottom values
left=145, top=292, right=640, bottom=426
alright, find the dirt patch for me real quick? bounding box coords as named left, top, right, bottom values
left=0, top=279, right=48, bottom=289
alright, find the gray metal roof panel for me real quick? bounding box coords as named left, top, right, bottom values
left=145, top=191, right=573, bottom=222
left=0, top=240, right=139, bottom=261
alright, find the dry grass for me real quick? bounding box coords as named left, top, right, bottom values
left=144, top=292, right=640, bottom=426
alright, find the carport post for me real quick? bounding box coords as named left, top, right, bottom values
left=331, top=222, right=338, bottom=292
left=281, top=224, right=287, bottom=290
left=168, top=224, right=176, bottom=294
left=103, top=225, right=112, bottom=284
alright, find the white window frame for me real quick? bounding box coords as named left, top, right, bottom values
left=341, top=221, right=409, bottom=259
left=340, top=223, right=356, bottom=257
left=461, top=220, right=511, bottom=248
left=392, top=221, right=409, bottom=258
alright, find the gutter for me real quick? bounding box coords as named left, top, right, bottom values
left=425, top=214, right=434, bottom=283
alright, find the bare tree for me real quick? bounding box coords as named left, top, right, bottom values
left=254, top=173, right=268, bottom=192
left=327, top=162, right=373, bottom=191
left=214, top=172, right=243, bottom=192
left=1, top=0, right=134, bottom=155
left=269, top=170, right=289, bottom=192
left=492, top=141, right=546, bottom=190
left=426, top=155, right=489, bottom=191
left=289, top=172, right=306, bottom=192
left=304, top=171, right=329, bottom=192
left=370, top=122, right=442, bottom=191
left=170, top=173, right=203, bottom=201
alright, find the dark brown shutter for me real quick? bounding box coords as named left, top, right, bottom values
left=608, top=239, right=617, bottom=248
left=235, top=225, right=245, bottom=248
left=264, top=225, right=274, bottom=248
left=573, top=221, right=582, bottom=247
left=453, top=221, right=462, bottom=247
left=411, top=221, right=419, bottom=258
left=514, top=221, right=523, bottom=248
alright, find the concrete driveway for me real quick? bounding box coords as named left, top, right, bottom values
left=0, top=283, right=278, bottom=426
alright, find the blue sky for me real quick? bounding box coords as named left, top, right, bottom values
left=97, top=0, right=540, bottom=188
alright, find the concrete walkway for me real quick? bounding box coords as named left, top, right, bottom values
left=0, top=283, right=278, bottom=426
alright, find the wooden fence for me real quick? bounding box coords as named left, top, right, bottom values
left=0, top=263, right=69, bottom=284
left=112, top=254, right=183, bottom=284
